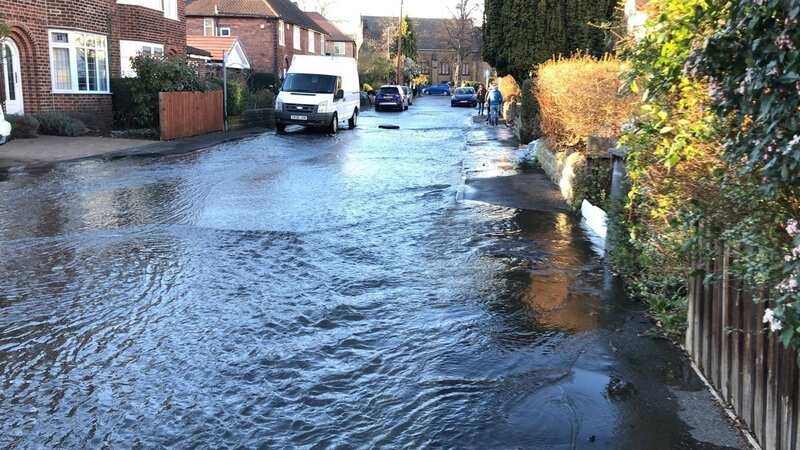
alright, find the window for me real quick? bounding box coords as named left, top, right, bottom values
left=293, top=25, right=301, bottom=50
left=204, top=18, right=215, bottom=36
left=333, top=41, right=346, bottom=56
left=48, top=30, right=109, bottom=93
left=321, top=35, right=326, bottom=54
left=461, top=64, right=469, bottom=76
left=440, top=62, right=450, bottom=75
left=219, top=27, right=231, bottom=37
left=163, top=0, right=178, bottom=20
left=120, top=40, right=164, bottom=77
left=308, top=30, right=315, bottom=53
left=278, top=20, right=285, bottom=46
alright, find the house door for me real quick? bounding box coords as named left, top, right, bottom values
left=2, top=40, right=24, bottom=115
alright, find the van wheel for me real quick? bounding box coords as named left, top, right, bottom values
left=276, top=123, right=286, bottom=134
left=329, top=113, right=338, bottom=134
left=348, top=109, right=358, bottom=129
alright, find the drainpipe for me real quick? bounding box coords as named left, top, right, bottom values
left=223, top=50, right=228, bottom=132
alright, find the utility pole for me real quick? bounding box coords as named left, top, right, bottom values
left=395, top=0, right=404, bottom=85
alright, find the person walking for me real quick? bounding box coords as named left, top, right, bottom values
left=487, top=83, right=503, bottom=126
left=476, top=84, right=487, bottom=116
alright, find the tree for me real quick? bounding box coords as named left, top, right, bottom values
left=445, top=0, right=480, bottom=86
left=358, top=36, right=395, bottom=88
left=482, top=0, right=617, bottom=81
left=390, top=17, right=417, bottom=62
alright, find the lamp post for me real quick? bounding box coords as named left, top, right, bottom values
left=395, top=0, right=404, bottom=85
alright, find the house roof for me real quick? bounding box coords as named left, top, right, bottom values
left=186, top=0, right=327, bottom=34
left=304, top=11, right=355, bottom=43
left=187, top=36, right=238, bottom=60
left=362, top=15, right=481, bottom=53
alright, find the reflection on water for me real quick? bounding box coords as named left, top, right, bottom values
left=0, top=101, right=741, bottom=449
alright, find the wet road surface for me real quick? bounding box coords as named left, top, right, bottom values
left=0, top=97, right=744, bottom=449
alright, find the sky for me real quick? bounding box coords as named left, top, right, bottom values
left=298, top=0, right=482, bottom=21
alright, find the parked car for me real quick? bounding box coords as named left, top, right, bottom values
left=275, top=55, right=360, bottom=134
left=402, top=86, right=414, bottom=106
left=375, top=85, right=408, bottom=111
left=423, top=84, right=451, bottom=96
left=0, top=110, right=10, bottom=145
left=451, top=87, right=478, bottom=107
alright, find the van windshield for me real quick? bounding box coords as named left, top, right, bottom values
left=283, top=73, right=338, bottom=94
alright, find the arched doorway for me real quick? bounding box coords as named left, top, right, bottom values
left=1, top=39, right=24, bottom=114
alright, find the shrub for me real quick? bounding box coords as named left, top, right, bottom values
left=33, top=112, right=88, bottom=137
left=518, top=79, right=541, bottom=144
left=249, top=72, right=279, bottom=91
left=7, top=114, right=39, bottom=138
left=119, top=55, right=204, bottom=129
left=111, top=77, right=139, bottom=129
left=535, top=54, right=635, bottom=149
left=246, top=89, right=275, bottom=109
left=226, top=80, right=247, bottom=116
left=497, top=75, right=520, bottom=100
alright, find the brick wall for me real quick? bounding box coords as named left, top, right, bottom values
left=0, top=0, right=188, bottom=132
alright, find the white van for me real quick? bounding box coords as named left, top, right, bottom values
left=0, top=109, right=10, bottom=145
left=275, top=55, right=360, bottom=134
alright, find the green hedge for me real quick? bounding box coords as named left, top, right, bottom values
left=7, top=114, right=40, bottom=139
left=33, top=112, right=88, bottom=137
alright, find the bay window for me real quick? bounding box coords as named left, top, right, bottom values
left=49, top=30, right=109, bottom=94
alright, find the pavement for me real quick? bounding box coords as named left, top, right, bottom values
left=0, top=128, right=270, bottom=170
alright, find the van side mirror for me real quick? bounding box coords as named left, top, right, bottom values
left=335, top=89, right=344, bottom=100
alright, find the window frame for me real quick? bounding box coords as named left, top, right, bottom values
left=461, top=63, right=469, bottom=76
left=321, top=35, right=326, bottom=55
left=440, top=62, right=450, bottom=75
left=48, top=29, right=110, bottom=94
left=278, top=20, right=285, bottom=46
left=333, top=41, right=346, bottom=56
left=219, top=27, right=231, bottom=37
left=293, top=25, right=302, bottom=50
left=308, top=30, right=315, bottom=53
left=204, top=18, right=215, bottom=36
left=119, top=40, right=165, bottom=78
left=162, top=0, right=178, bottom=20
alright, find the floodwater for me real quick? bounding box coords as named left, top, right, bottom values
left=0, top=97, right=743, bottom=449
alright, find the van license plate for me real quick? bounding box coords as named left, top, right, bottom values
left=290, top=115, right=307, bottom=121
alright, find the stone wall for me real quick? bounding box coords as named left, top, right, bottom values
left=536, top=138, right=613, bottom=210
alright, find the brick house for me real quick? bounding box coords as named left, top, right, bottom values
left=0, top=0, right=187, bottom=130
left=304, top=12, right=356, bottom=58
left=361, top=16, right=489, bottom=86
left=185, top=0, right=329, bottom=77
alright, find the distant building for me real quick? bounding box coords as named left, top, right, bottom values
left=304, top=12, right=357, bottom=58
left=185, top=0, right=328, bottom=77
left=361, top=16, right=489, bottom=85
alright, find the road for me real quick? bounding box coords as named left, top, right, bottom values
left=0, top=96, right=744, bottom=449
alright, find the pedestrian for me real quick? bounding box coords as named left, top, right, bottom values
left=476, top=84, right=487, bottom=116
left=487, top=82, right=503, bottom=126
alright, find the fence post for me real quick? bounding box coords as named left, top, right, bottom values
left=605, top=144, right=628, bottom=257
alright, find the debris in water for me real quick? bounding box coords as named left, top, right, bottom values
left=379, top=124, right=400, bottom=130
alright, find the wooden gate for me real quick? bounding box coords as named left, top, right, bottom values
left=687, top=246, right=799, bottom=449
left=159, top=90, right=223, bottom=140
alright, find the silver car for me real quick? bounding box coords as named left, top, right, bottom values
left=402, top=86, right=414, bottom=106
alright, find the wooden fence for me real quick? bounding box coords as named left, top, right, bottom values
left=159, top=90, right=223, bottom=140
left=687, top=245, right=799, bottom=449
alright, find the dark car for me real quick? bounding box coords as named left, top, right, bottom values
left=423, top=84, right=451, bottom=96
left=375, top=85, right=407, bottom=111
left=451, top=87, right=477, bottom=107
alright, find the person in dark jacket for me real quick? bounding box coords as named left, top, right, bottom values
left=476, top=84, right=487, bottom=116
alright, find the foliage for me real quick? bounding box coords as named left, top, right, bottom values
left=518, top=79, right=541, bottom=144
left=497, top=75, right=520, bottom=100
left=0, top=15, right=9, bottom=38
left=123, top=55, right=205, bottom=128
left=7, top=114, right=40, bottom=139
left=226, top=80, right=247, bottom=116
left=33, top=112, right=89, bottom=137
left=246, top=89, right=275, bottom=109
left=249, top=72, right=279, bottom=91
left=482, top=0, right=618, bottom=81
left=612, top=0, right=729, bottom=338
left=390, top=16, right=417, bottom=61
left=358, top=38, right=395, bottom=89
left=535, top=54, right=635, bottom=149
left=687, top=0, right=800, bottom=349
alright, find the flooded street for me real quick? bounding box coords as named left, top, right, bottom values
left=0, top=97, right=743, bottom=449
